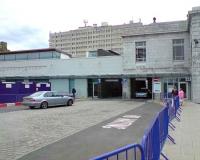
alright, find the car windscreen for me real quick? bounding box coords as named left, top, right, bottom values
left=30, top=92, right=45, bottom=97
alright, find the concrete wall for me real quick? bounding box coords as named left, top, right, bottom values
left=49, top=78, right=87, bottom=98
left=0, top=56, right=123, bottom=78
left=189, top=7, right=200, bottom=103
left=123, top=32, right=190, bottom=75
left=74, top=79, right=87, bottom=98
left=49, top=79, right=69, bottom=92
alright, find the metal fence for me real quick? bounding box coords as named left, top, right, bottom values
left=91, top=143, right=145, bottom=160
left=91, top=97, right=181, bottom=160
left=141, top=106, right=169, bottom=160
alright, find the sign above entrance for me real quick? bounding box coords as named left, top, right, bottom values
left=105, top=79, right=119, bottom=82
left=153, top=78, right=160, bottom=82
left=135, top=78, right=147, bottom=81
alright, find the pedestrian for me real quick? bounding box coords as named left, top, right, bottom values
left=171, top=87, right=178, bottom=98
left=178, top=88, right=184, bottom=106
left=171, top=87, right=178, bottom=107
left=72, top=88, right=76, bottom=99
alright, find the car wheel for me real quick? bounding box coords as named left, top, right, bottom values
left=40, top=102, right=48, bottom=109
left=67, top=100, right=73, bottom=106
left=29, top=106, right=34, bottom=109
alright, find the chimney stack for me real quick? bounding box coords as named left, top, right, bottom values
left=153, top=17, right=156, bottom=23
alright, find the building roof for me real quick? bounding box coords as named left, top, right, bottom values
left=0, top=48, right=72, bottom=57
left=97, top=49, right=120, bottom=56
left=122, top=20, right=188, bottom=37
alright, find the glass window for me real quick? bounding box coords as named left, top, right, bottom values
left=44, top=92, right=53, bottom=97
left=16, top=54, right=28, bottom=60
left=173, top=39, right=184, bottom=60
left=52, top=52, right=60, bottom=58
left=28, top=53, right=39, bottom=59
left=39, top=52, right=53, bottom=59
left=31, top=91, right=45, bottom=97
left=0, top=55, right=5, bottom=61
left=135, top=41, right=146, bottom=62
left=5, top=54, right=16, bottom=61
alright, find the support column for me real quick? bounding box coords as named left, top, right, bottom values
left=122, top=78, right=131, bottom=99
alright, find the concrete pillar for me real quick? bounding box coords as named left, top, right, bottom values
left=188, top=6, right=200, bottom=103
left=122, top=78, right=131, bottom=99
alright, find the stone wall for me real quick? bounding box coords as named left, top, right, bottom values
left=189, top=7, right=200, bottom=103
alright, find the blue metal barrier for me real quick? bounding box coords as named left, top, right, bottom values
left=91, top=98, right=181, bottom=160
left=90, top=143, right=145, bottom=160
left=141, top=106, right=169, bottom=160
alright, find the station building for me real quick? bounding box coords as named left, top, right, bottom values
left=0, top=6, right=200, bottom=103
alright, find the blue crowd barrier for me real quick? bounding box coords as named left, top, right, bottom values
left=91, top=97, right=181, bottom=160
left=141, top=106, right=169, bottom=160
left=90, top=143, right=145, bottom=160
left=165, top=96, right=181, bottom=122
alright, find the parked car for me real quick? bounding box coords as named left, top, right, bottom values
left=22, top=91, right=74, bottom=109
left=135, top=88, right=151, bottom=98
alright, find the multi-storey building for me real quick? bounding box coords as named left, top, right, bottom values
left=49, top=22, right=142, bottom=57
left=0, top=41, right=9, bottom=53
left=0, top=6, right=200, bottom=103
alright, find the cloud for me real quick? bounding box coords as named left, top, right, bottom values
left=0, top=23, right=48, bottom=50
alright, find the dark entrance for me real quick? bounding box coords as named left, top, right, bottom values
left=101, top=78, right=122, bottom=98
left=131, top=78, right=152, bottom=98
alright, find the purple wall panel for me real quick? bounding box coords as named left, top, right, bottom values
left=0, top=82, right=51, bottom=103
left=36, top=83, right=51, bottom=91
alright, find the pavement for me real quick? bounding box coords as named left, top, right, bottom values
left=162, top=101, right=200, bottom=160
left=0, top=100, right=145, bottom=160
left=1, top=100, right=199, bottom=160
left=0, top=104, right=28, bottom=113
left=18, top=102, right=163, bottom=160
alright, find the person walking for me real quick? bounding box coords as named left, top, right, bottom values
left=178, top=88, right=184, bottom=106
left=72, top=88, right=76, bottom=99
left=171, top=87, right=178, bottom=106
left=171, top=87, right=178, bottom=97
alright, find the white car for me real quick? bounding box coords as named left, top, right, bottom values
left=135, top=88, right=151, bottom=98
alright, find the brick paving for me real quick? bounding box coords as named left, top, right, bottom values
left=162, top=101, right=200, bottom=160
left=0, top=100, right=144, bottom=160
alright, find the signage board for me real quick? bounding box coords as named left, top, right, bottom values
left=153, top=81, right=161, bottom=93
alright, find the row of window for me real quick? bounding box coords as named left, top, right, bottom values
left=0, top=52, right=61, bottom=61
left=135, top=39, right=184, bottom=62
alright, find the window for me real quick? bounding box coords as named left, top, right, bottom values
left=135, top=41, right=146, bottom=62
left=173, top=39, right=184, bottom=60
left=39, top=52, right=53, bottom=59
left=44, top=92, right=53, bottom=97
left=16, top=54, right=28, bottom=60
left=5, top=54, right=16, bottom=61
left=0, top=55, right=4, bottom=61
left=28, top=53, right=39, bottom=59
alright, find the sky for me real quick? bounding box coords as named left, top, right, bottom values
left=0, top=0, right=199, bottom=51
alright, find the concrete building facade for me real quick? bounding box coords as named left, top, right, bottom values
left=0, top=41, right=9, bottom=53
left=49, top=22, right=142, bottom=57
left=0, top=6, right=200, bottom=103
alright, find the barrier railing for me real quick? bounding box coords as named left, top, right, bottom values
left=91, top=97, right=181, bottom=160
left=141, top=106, right=169, bottom=160
left=90, top=143, right=145, bottom=160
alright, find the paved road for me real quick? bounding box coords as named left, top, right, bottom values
left=18, top=102, right=163, bottom=160
left=0, top=105, right=28, bottom=113
left=0, top=100, right=145, bottom=160
left=162, top=101, right=200, bottom=160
